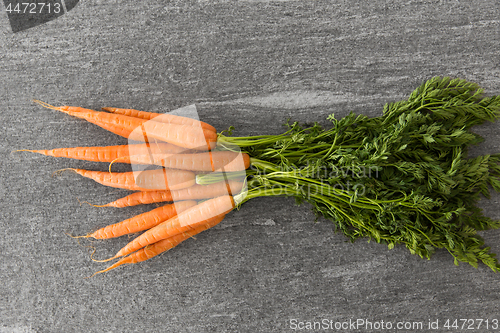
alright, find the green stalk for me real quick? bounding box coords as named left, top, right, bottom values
left=219, top=77, right=500, bottom=271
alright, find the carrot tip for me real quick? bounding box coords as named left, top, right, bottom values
left=65, top=231, right=91, bottom=239
left=77, top=197, right=109, bottom=208
left=108, top=156, right=126, bottom=173
left=14, top=149, right=35, bottom=153
left=52, top=168, right=76, bottom=178
left=33, top=99, right=62, bottom=111
left=10, top=149, right=30, bottom=161
left=85, top=261, right=109, bottom=278
left=84, top=272, right=100, bottom=279
left=90, top=250, right=117, bottom=263
left=92, top=257, right=117, bottom=263
left=85, top=264, right=121, bottom=278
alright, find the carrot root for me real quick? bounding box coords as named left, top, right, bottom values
left=81, top=200, right=109, bottom=208
left=16, top=149, right=37, bottom=153
left=90, top=250, right=118, bottom=263
left=75, top=197, right=100, bottom=208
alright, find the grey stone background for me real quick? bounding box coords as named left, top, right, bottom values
left=1, top=1, right=500, bottom=332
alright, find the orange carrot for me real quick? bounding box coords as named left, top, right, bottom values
left=83, top=201, right=197, bottom=239
left=95, top=181, right=244, bottom=207
left=66, top=168, right=195, bottom=191
left=101, top=107, right=217, bottom=132
left=90, top=214, right=225, bottom=276
left=123, top=151, right=251, bottom=172
left=108, top=195, right=235, bottom=259
left=18, top=143, right=186, bottom=164
left=35, top=100, right=147, bottom=138
left=139, top=120, right=217, bottom=151
left=35, top=101, right=217, bottom=150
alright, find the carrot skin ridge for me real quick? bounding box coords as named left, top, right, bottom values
left=90, top=201, right=198, bottom=239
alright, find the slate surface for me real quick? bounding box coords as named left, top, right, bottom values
left=1, top=1, right=500, bottom=332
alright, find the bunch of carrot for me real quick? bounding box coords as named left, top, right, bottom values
left=22, top=78, right=500, bottom=274
left=22, top=102, right=250, bottom=276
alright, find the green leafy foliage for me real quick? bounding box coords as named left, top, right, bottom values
left=219, top=77, right=500, bottom=271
